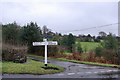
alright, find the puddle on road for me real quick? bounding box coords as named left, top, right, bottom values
left=41, top=67, right=59, bottom=70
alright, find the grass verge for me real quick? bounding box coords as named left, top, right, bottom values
left=57, top=58, right=120, bottom=68
left=2, top=59, right=64, bottom=74
left=27, top=54, right=120, bottom=68
left=28, top=54, right=44, bottom=58
left=63, top=52, right=72, bottom=56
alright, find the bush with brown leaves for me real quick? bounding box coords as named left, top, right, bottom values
left=2, top=44, right=27, bottom=62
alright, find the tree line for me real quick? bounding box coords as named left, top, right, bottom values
left=2, top=22, right=120, bottom=64
left=2, top=22, right=75, bottom=53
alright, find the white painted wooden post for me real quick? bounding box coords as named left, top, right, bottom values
left=33, top=39, right=58, bottom=67
left=44, top=39, right=47, bottom=66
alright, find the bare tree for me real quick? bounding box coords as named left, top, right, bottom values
left=42, top=25, right=49, bottom=34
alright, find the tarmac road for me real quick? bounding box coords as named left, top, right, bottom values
left=2, top=56, right=120, bottom=78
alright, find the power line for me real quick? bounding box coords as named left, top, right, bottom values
left=60, top=23, right=118, bottom=33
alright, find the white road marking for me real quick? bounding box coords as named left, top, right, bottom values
left=94, top=72, right=98, bottom=74
left=78, top=66, right=83, bottom=67
left=107, top=71, right=111, bottom=72
left=57, top=74, right=64, bottom=76
left=106, top=70, right=118, bottom=73
left=107, top=70, right=112, bottom=72
left=57, top=70, right=119, bottom=76
left=77, top=72, right=81, bottom=74
left=100, top=70, right=118, bottom=73
left=108, top=70, right=112, bottom=72
left=112, top=70, right=118, bottom=72
left=85, top=72, right=92, bottom=74
left=100, top=71, right=105, bottom=73
left=67, top=73, right=75, bottom=75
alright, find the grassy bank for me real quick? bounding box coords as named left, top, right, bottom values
left=27, top=54, right=120, bottom=68
left=2, top=59, right=64, bottom=74
left=57, top=58, right=120, bottom=68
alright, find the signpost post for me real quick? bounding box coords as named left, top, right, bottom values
left=33, top=39, right=58, bottom=66
left=44, top=39, right=47, bottom=66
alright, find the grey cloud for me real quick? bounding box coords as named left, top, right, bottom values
left=1, top=2, right=118, bottom=36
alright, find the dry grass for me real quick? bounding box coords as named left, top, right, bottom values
left=2, top=43, right=27, bottom=51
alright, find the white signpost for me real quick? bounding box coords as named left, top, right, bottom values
left=33, top=39, right=58, bottom=66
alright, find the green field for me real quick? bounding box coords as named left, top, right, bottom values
left=76, top=42, right=100, bottom=52
left=2, top=59, right=64, bottom=74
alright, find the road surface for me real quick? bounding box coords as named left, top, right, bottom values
left=2, top=56, right=120, bottom=78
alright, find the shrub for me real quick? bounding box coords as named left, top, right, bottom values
left=59, top=34, right=75, bottom=53
left=72, top=52, right=81, bottom=60
left=95, top=57, right=106, bottom=63
left=2, top=44, right=27, bottom=63
left=32, top=46, right=45, bottom=56
left=94, top=33, right=120, bottom=65
left=103, top=49, right=120, bottom=64
left=94, top=38, right=100, bottom=42
left=66, top=52, right=81, bottom=61
left=48, top=46, right=58, bottom=57
left=79, top=53, right=89, bottom=61
left=95, top=47, right=103, bottom=57
left=74, top=43, right=83, bottom=54
left=116, top=50, right=120, bottom=64
left=86, top=51, right=95, bottom=62
left=32, top=45, right=65, bottom=58
left=101, top=33, right=118, bottom=50
left=57, top=46, right=66, bottom=58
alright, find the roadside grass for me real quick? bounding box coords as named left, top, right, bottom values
left=27, top=54, right=120, bottom=68
left=63, top=52, right=72, bottom=56
left=57, top=58, right=120, bottom=68
left=2, top=59, right=64, bottom=74
left=76, top=42, right=100, bottom=52
left=28, top=54, right=44, bottom=58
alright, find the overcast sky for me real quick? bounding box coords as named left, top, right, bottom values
left=0, top=0, right=118, bottom=36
